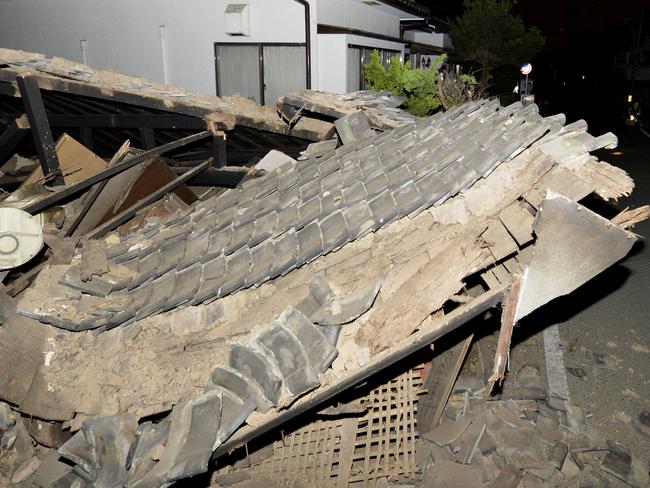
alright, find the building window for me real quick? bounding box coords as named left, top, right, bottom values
left=347, top=45, right=401, bottom=92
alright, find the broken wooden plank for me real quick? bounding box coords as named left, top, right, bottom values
left=22, top=133, right=107, bottom=187
left=64, top=140, right=131, bottom=237
left=86, top=159, right=210, bottom=239
left=22, top=131, right=211, bottom=214
left=418, top=333, right=474, bottom=433
left=366, top=232, right=488, bottom=354
left=523, top=166, right=592, bottom=208
left=480, top=219, right=519, bottom=262
left=498, top=200, right=535, bottom=247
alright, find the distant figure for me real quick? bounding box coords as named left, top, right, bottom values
left=625, top=102, right=642, bottom=144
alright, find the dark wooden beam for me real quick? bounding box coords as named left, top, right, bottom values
left=87, top=159, right=211, bottom=239
left=79, top=126, right=94, bottom=151
left=41, top=113, right=207, bottom=130
left=15, top=75, right=64, bottom=186
left=0, top=114, right=30, bottom=166
left=139, top=128, right=156, bottom=150
left=175, top=165, right=263, bottom=187
left=22, top=130, right=212, bottom=214
left=212, top=133, right=227, bottom=168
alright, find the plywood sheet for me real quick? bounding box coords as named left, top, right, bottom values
left=21, top=133, right=107, bottom=186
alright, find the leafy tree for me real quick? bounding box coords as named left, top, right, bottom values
left=450, top=0, right=544, bottom=90
left=363, top=50, right=445, bottom=116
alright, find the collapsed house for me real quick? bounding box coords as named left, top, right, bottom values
left=0, top=49, right=648, bottom=487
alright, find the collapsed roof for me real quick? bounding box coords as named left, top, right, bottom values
left=0, top=49, right=646, bottom=488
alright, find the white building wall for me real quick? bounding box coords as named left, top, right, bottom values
left=402, top=30, right=452, bottom=50
left=0, top=0, right=311, bottom=95
left=318, top=33, right=404, bottom=94
left=316, top=0, right=402, bottom=38
left=0, top=0, right=416, bottom=97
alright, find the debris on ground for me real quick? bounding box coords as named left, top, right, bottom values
left=0, top=48, right=648, bottom=487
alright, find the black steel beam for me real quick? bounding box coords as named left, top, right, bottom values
left=87, top=159, right=211, bottom=239
left=16, top=75, right=64, bottom=186
left=0, top=114, right=30, bottom=167
left=22, top=130, right=212, bottom=214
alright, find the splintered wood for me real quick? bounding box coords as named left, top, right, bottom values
left=219, top=367, right=423, bottom=487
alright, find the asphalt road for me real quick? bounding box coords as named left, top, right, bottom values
left=541, top=130, right=650, bottom=462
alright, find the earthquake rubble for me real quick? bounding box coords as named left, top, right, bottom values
left=0, top=48, right=649, bottom=487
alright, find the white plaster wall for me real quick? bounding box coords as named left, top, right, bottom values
left=318, top=33, right=404, bottom=94
left=403, top=30, right=452, bottom=50
left=0, top=0, right=311, bottom=95
left=316, top=0, right=402, bottom=38
left=317, top=34, right=348, bottom=94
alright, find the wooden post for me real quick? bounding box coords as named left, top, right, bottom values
left=15, top=75, right=64, bottom=186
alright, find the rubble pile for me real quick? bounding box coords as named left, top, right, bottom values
left=416, top=395, right=649, bottom=488
left=0, top=48, right=648, bottom=487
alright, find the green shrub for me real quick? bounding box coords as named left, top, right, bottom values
left=363, top=50, right=445, bottom=117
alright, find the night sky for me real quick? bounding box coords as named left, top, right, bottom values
left=417, top=0, right=650, bottom=131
